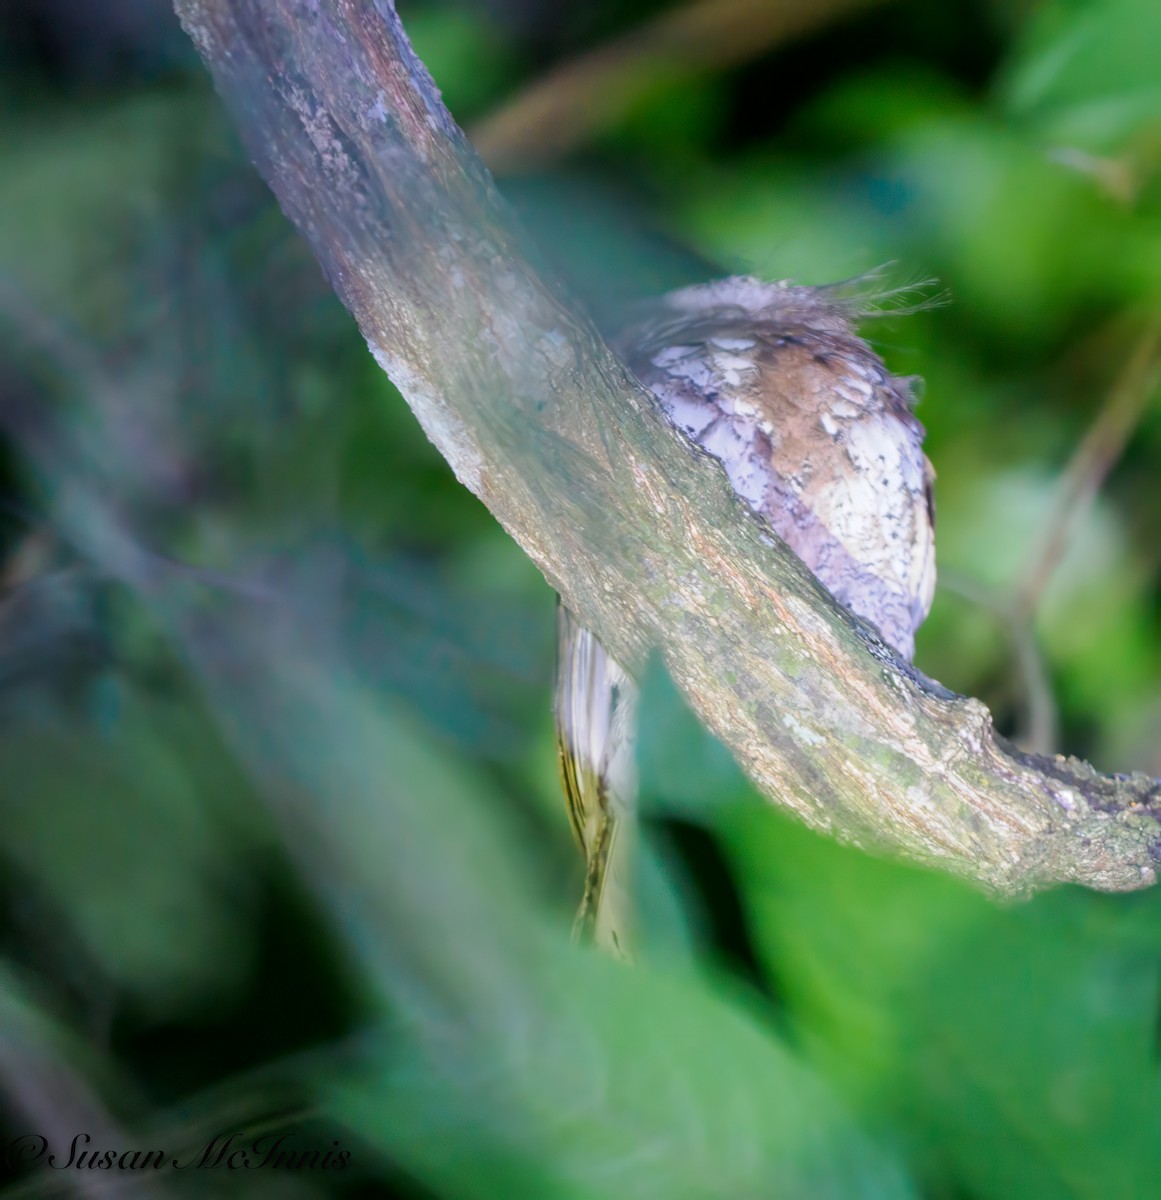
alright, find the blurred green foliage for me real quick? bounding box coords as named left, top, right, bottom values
left=0, top=0, right=1160, bottom=1197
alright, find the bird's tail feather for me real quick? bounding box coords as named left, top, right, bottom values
left=554, top=602, right=638, bottom=960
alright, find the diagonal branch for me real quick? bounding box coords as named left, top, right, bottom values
left=173, top=0, right=1161, bottom=896
left=1014, top=321, right=1161, bottom=622
left=468, top=0, right=889, bottom=172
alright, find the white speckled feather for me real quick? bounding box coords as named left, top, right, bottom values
left=616, top=275, right=936, bottom=659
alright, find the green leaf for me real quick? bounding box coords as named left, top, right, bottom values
left=1001, top=0, right=1161, bottom=152
left=719, top=803, right=1161, bottom=1199
left=335, top=943, right=916, bottom=1200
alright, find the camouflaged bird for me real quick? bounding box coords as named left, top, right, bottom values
left=555, top=275, right=937, bottom=958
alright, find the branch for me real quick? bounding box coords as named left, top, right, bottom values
left=1013, top=321, right=1161, bottom=621
left=173, top=0, right=1161, bottom=895
left=939, top=324, right=1161, bottom=758
left=468, top=0, right=888, bottom=172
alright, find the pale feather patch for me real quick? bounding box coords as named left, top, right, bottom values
left=617, top=275, right=936, bottom=659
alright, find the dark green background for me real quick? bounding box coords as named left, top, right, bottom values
left=1, top=0, right=1160, bottom=1196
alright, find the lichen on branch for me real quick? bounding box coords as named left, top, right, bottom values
left=174, top=0, right=1161, bottom=895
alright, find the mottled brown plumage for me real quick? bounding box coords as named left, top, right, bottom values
left=556, top=275, right=937, bottom=956
left=615, top=276, right=936, bottom=659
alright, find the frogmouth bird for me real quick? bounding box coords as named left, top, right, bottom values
left=554, top=275, right=936, bottom=958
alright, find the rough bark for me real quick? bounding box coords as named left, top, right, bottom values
left=173, top=0, right=1161, bottom=895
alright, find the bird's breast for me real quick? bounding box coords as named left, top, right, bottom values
left=623, top=302, right=935, bottom=660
